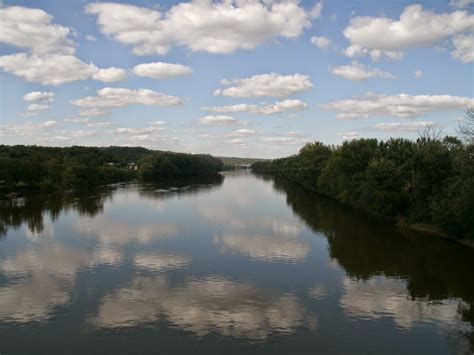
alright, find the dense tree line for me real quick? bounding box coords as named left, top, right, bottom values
left=252, top=134, right=474, bottom=240
left=138, top=151, right=223, bottom=178
left=0, top=145, right=223, bottom=195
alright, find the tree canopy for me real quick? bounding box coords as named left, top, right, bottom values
left=252, top=135, right=474, bottom=240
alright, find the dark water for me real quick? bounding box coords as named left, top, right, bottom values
left=0, top=172, right=473, bottom=354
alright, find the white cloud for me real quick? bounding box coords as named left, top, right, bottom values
left=451, top=33, right=474, bottom=63
left=41, top=120, right=58, bottom=128
left=70, top=87, right=182, bottom=108
left=199, top=115, right=236, bottom=125
left=23, top=91, right=54, bottom=102
left=79, top=108, right=109, bottom=117
left=311, top=36, right=330, bottom=48
left=92, top=67, right=127, bottom=82
left=343, top=4, right=474, bottom=61
left=321, top=93, right=474, bottom=119
left=86, top=121, right=112, bottom=128
left=86, top=1, right=311, bottom=55
left=214, top=73, right=313, bottom=98
left=330, top=61, right=394, bottom=81
left=372, top=121, right=435, bottom=131
left=343, top=44, right=403, bottom=61
left=86, top=35, right=97, bottom=41
left=132, top=62, right=192, bottom=79
left=64, top=117, right=91, bottom=124
left=203, top=99, right=308, bottom=115
left=229, top=129, right=256, bottom=137
left=27, top=104, right=49, bottom=112
left=261, top=136, right=303, bottom=145
left=415, top=70, right=423, bottom=79
left=21, top=103, right=51, bottom=117
left=337, top=131, right=359, bottom=140
left=0, top=6, right=74, bottom=54
left=70, top=130, right=97, bottom=138
left=0, top=53, right=97, bottom=85
left=0, top=121, right=59, bottom=138
left=309, top=1, right=323, bottom=19
left=115, top=126, right=164, bottom=135
left=449, top=0, right=474, bottom=9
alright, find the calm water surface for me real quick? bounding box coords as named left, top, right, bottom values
left=1, top=172, right=473, bottom=354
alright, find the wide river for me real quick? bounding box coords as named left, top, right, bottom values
left=0, top=172, right=473, bottom=354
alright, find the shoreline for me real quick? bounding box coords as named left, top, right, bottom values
left=262, top=173, right=474, bottom=249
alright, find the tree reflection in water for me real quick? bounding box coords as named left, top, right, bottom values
left=269, top=175, right=474, bottom=350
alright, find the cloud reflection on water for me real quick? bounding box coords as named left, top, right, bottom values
left=91, top=276, right=315, bottom=340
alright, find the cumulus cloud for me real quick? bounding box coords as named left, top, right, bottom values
left=27, top=104, right=49, bottom=112
left=0, top=121, right=59, bottom=139
left=70, top=87, right=182, bottom=108
left=92, top=67, right=127, bottom=82
left=214, top=73, right=313, bottom=98
left=132, top=62, right=192, bottom=79
left=0, top=53, right=98, bottom=85
left=228, top=129, right=256, bottom=137
left=21, top=108, right=49, bottom=118
left=343, top=4, right=474, bottom=62
left=330, top=61, right=394, bottom=81
left=372, top=121, right=435, bottom=132
left=311, top=36, right=330, bottom=48
left=203, top=99, right=308, bottom=115
left=115, top=127, right=164, bottom=135
left=0, top=6, right=74, bottom=54
left=86, top=35, right=97, bottom=41
left=79, top=108, right=109, bottom=117
left=321, top=93, right=474, bottom=119
left=228, top=138, right=244, bottom=144
left=0, top=6, right=132, bottom=85
left=86, top=1, right=311, bottom=55
left=199, top=115, right=236, bottom=125
left=337, top=131, right=359, bottom=140
left=451, top=33, right=474, bottom=63
left=261, top=136, right=305, bottom=145
left=23, top=91, right=54, bottom=102
left=415, top=70, right=423, bottom=79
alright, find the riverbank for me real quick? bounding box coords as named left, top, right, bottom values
left=259, top=172, right=473, bottom=248
left=251, top=138, right=474, bottom=241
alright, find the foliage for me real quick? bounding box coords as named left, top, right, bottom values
left=252, top=136, right=474, bottom=239
left=0, top=145, right=224, bottom=195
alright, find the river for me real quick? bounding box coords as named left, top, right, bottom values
left=0, top=172, right=473, bottom=354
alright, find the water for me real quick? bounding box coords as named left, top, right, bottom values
left=0, top=172, right=473, bottom=354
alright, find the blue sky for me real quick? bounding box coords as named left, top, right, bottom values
left=0, top=0, right=473, bottom=158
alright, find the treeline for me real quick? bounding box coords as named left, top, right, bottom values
left=252, top=135, right=474, bottom=240
left=139, top=151, right=223, bottom=178
left=0, top=145, right=223, bottom=195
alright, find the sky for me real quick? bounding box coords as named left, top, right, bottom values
left=0, top=0, right=473, bottom=158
